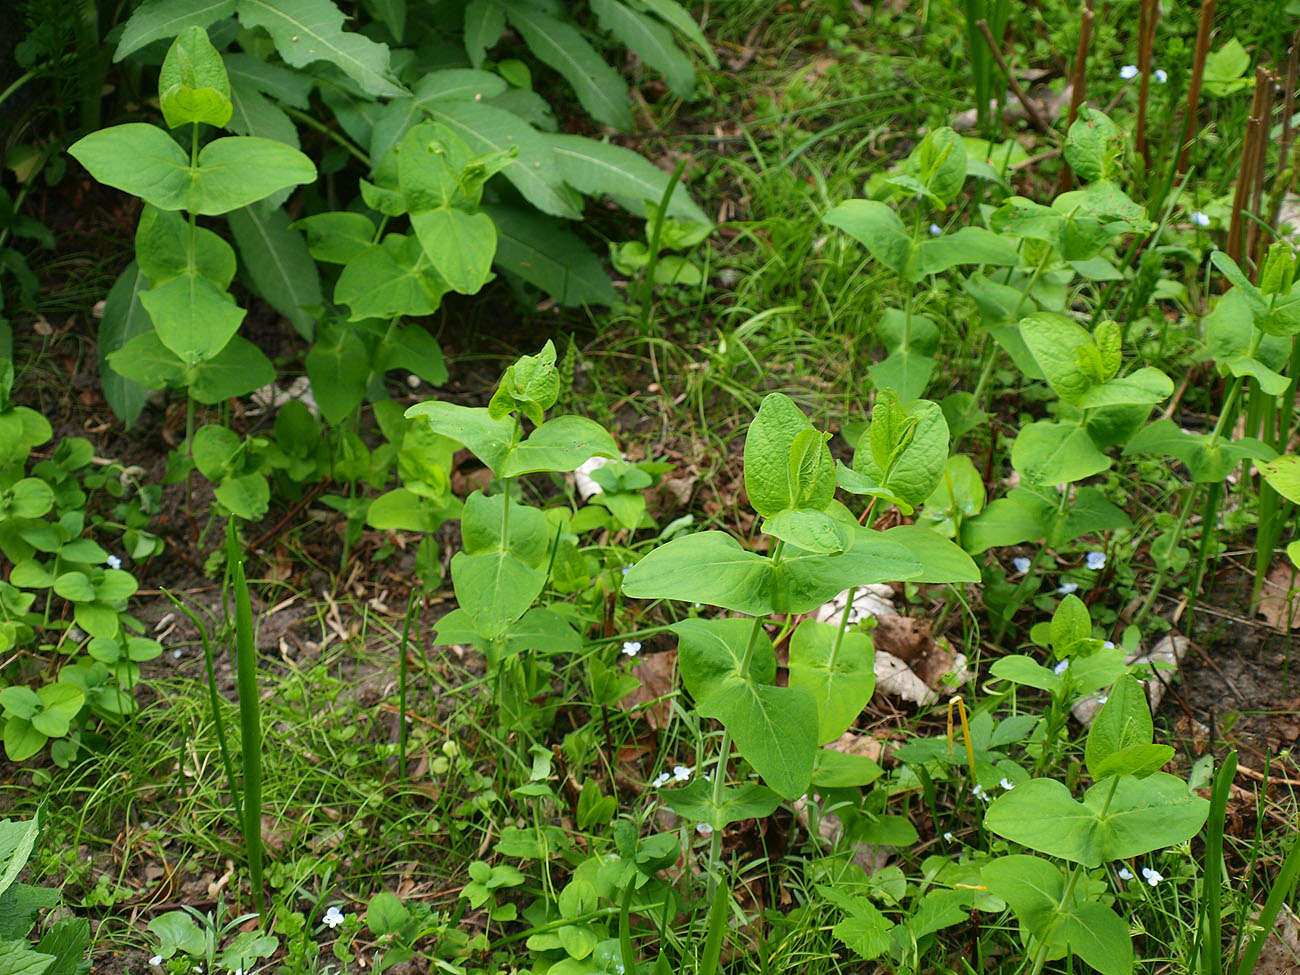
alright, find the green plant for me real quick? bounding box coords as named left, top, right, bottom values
left=0, top=360, right=163, bottom=765
left=0, top=807, right=91, bottom=975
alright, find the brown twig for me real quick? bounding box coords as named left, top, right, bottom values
left=1278, top=31, right=1300, bottom=204
left=1235, top=763, right=1300, bottom=787
left=249, top=476, right=333, bottom=553
left=1227, top=76, right=1268, bottom=267
left=1178, top=0, right=1218, bottom=174
left=976, top=19, right=1052, bottom=136
left=1058, top=5, right=1096, bottom=193
left=1246, top=67, right=1276, bottom=267
left=1135, top=0, right=1158, bottom=167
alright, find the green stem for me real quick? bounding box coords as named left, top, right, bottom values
left=639, top=159, right=689, bottom=339
left=281, top=106, right=371, bottom=166
left=1135, top=483, right=1198, bottom=626
left=398, top=589, right=419, bottom=785
left=226, top=524, right=265, bottom=916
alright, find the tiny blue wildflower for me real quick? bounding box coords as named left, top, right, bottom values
left=1058, top=582, right=1078, bottom=595
left=622, top=641, right=641, bottom=657
left=1118, top=867, right=1134, bottom=881
left=323, top=906, right=346, bottom=929
left=672, top=764, right=692, bottom=782
left=107, top=554, right=122, bottom=570
left=1192, top=211, right=1211, bottom=227
left=696, top=823, right=713, bottom=835
left=1120, top=64, right=1139, bottom=80
left=929, top=223, right=942, bottom=236
left=1000, top=778, right=1016, bottom=790
left=1013, top=556, right=1031, bottom=574
left=1054, top=659, right=1069, bottom=675
left=1086, top=551, right=1106, bottom=571
left=1141, top=867, right=1163, bottom=886
left=1154, top=68, right=1167, bottom=83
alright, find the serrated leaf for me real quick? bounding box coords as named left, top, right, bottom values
left=235, top=0, right=406, bottom=98
left=547, top=133, right=706, bottom=222
left=506, top=6, right=632, bottom=128
left=591, top=0, right=694, bottom=97
left=227, top=202, right=321, bottom=339
left=482, top=203, right=617, bottom=306
left=115, top=0, right=236, bottom=61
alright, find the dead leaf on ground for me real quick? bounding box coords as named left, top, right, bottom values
left=1253, top=903, right=1300, bottom=975
left=617, top=650, right=678, bottom=730
left=1257, top=562, right=1300, bottom=630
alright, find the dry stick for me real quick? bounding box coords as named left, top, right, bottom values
left=1057, top=5, right=1095, bottom=193
left=1178, top=0, right=1218, bottom=174
left=976, top=18, right=1052, bottom=136
left=1135, top=0, right=1157, bottom=167
left=1278, top=31, right=1300, bottom=203
left=1227, top=78, right=1267, bottom=266
left=1246, top=67, right=1276, bottom=266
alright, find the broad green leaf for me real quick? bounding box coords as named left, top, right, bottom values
left=1225, top=356, right=1290, bottom=394
left=1064, top=106, right=1123, bottom=183
left=634, top=0, right=717, bottom=65
left=295, top=211, right=376, bottom=265
left=407, top=402, right=514, bottom=472
left=187, top=336, right=275, bottom=403
left=367, top=487, right=436, bottom=532
left=398, top=121, right=468, bottom=211
left=451, top=550, right=545, bottom=640
left=744, top=393, right=833, bottom=517
left=98, top=263, right=152, bottom=428
left=1203, top=38, right=1253, bottom=96
left=912, top=226, right=1021, bottom=276
left=824, top=200, right=912, bottom=279
left=235, top=0, right=406, bottom=98
left=1262, top=454, right=1300, bottom=505
left=0, top=814, right=40, bottom=904
left=305, top=321, right=369, bottom=424
left=335, top=237, right=448, bottom=321
left=811, top=748, right=883, bottom=787
left=547, top=134, right=707, bottom=223
left=410, top=208, right=497, bottom=294
left=1020, top=314, right=1094, bottom=404
left=223, top=52, right=313, bottom=109
left=158, top=26, right=232, bottom=129
left=414, top=69, right=508, bottom=105
left=106, top=331, right=186, bottom=391
left=115, top=0, right=236, bottom=60
left=989, top=655, right=1062, bottom=693
left=1085, top=674, right=1153, bottom=778
left=984, top=774, right=1208, bottom=866
left=981, top=855, right=1064, bottom=937
left=671, top=618, right=776, bottom=700
left=53, top=572, right=97, bottom=603
left=699, top=678, right=817, bottom=799
left=761, top=507, right=851, bottom=555
left=788, top=619, right=875, bottom=744
left=215, top=473, right=269, bottom=519
left=1011, top=421, right=1110, bottom=486
left=881, top=524, right=979, bottom=582
left=501, top=416, right=619, bottom=477
left=1049, top=594, right=1091, bottom=655
left=660, top=778, right=782, bottom=830
left=1123, top=418, right=1274, bottom=484
left=69, top=124, right=192, bottom=212
left=461, top=491, right=551, bottom=567
left=149, top=911, right=208, bottom=959
left=591, top=0, right=694, bottom=97
left=0, top=938, right=53, bottom=975
left=855, top=397, right=948, bottom=507
left=226, top=77, right=300, bottom=156
left=482, top=203, right=618, bottom=306
left=187, top=136, right=316, bottom=214
left=1076, top=367, right=1172, bottom=409
left=375, top=325, right=447, bottom=386
left=431, top=101, right=581, bottom=219
left=506, top=6, right=632, bottom=129
left=464, top=0, right=506, bottom=67
left=867, top=349, right=936, bottom=403
left=1058, top=902, right=1135, bottom=975
left=135, top=205, right=236, bottom=289
left=913, top=126, right=967, bottom=205
left=192, top=423, right=240, bottom=479
left=140, top=272, right=245, bottom=364
left=227, top=202, right=322, bottom=339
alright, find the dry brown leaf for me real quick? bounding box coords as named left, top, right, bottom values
left=617, top=650, right=678, bottom=730
left=1254, top=903, right=1300, bottom=975
left=1258, top=562, right=1300, bottom=630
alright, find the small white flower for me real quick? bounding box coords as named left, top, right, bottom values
left=1054, top=659, right=1069, bottom=675
left=651, top=771, right=671, bottom=788
left=1058, top=582, right=1078, bottom=595
left=621, top=566, right=630, bottom=576
left=150, top=957, right=163, bottom=967
left=233, top=969, right=244, bottom=975
left=172, top=649, right=183, bottom=659
left=1085, top=551, right=1106, bottom=571
left=929, top=223, right=942, bottom=236
left=970, top=784, right=988, bottom=800
left=1012, top=557, right=1031, bottom=574
left=695, top=823, right=713, bottom=835
left=1103, top=640, right=1115, bottom=649
left=621, top=641, right=641, bottom=657
left=1141, top=867, right=1163, bottom=886
left=323, top=905, right=346, bottom=928
left=1097, top=696, right=1109, bottom=704
left=1191, top=211, right=1211, bottom=227
left=1120, top=64, right=1139, bottom=80
left=672, top=765, right=692, bottom=782
left=1154, top=68, right=1168, bottom=83
left=1000, top=778, right=1016, bottom=790
left=107, top=555, right=122, bottom=570
left=1118, top=867, right=1134, bottom=881
left=943, top=831, right=954, bottom=841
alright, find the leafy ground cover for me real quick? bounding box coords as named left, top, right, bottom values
left=1, top=0, right=1300, bottom=973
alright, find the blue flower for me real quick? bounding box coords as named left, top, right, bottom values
left=1141, top=866, right=1163, bottom=886
left=1013, top=556, right=1031, bottom=574
left=1120, top=64, right=1139, bottom=80
left=1154, top=68, right=1168, bottom=83
left=1058, top=582, right=1078, bottom=595
left=323, top=906, right=346, bottom=928
left=622, top=641, right=642, bottom=657
left=1191, top=211, right=1211, bottom=227
left=1085, top=551, right=1106, bottom=571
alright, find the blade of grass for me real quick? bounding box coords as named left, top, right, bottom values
left=227, top=524, right=265, bottom=916
left=1196, top=750, right=1236, bottom=975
